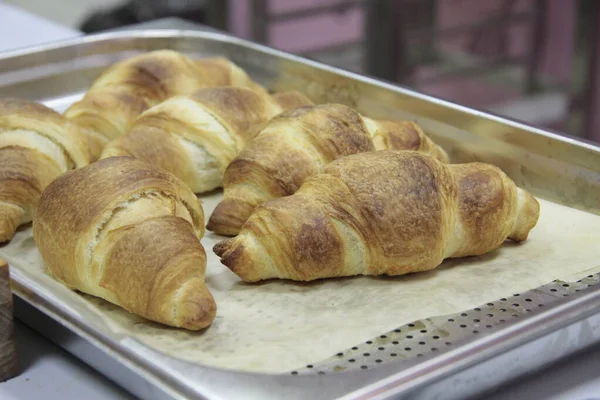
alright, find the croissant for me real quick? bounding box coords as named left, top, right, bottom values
left=214, top=150, right=540, bottom=282
left=64, top=50, right=266, bottom=160
left=207, top=103, right=449, bottom=236
left=0, top=98, right=89, bottom=243
left=100, top=87, right=313, bottom=194
left=33, top=156, right=216, bottom=330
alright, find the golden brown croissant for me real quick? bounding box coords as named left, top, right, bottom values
left=64, top=50, right=266, bottom=160
left=0, top=98, right=89, bottom=243
left=100, top=87, right=313, bottom=194
left=214, top=150, right=540, bottom=282
left=33, top=156, right=216, bottom=330
left=207, top=103, right=449, bottom=236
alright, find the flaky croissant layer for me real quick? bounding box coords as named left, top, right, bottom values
left=64, top=50, right=267, bottom=160
left=33, top=156, right=216, bottom=330
left=99, top=87, right=313, bottom=194
left=214, top=151, right=540, bottom=282
left=207, top=103, right=449, bottom=236
left=0, top=98, right=89, bottom=242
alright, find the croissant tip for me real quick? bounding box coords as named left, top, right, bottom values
left=0, top=224, right=16, bottom=244
left=0, top=232, right=14, bottom=244
left=213, top=238, right=250, bottom=279
left=509, top=190, right=541, bottom=242
left=213, top=238, right=234, bottom=258
left=173, top=281, right=217, bottom=330
left=205, top=219, right=240, bottom=237
left=0, top=207, right=23, bottom=244
left=180, top=297, right=217, bottom=331
left=207, top=198, right=253, bottom=236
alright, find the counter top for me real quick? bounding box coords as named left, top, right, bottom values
left=0, top=2, right=80, bottom=52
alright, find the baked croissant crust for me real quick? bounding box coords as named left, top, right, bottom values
left=207, top=103, right=449, bottom=236
left=0, top=98, right=89, bottom=242
left=214, top=150, right=540, bottom=282
left=100, top=87, right=313, bottom=194
left=64, top=50, right=265, bottom=160
left=33, top=156, right=216, bottom=330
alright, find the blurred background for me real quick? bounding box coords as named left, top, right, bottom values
left=4, top=0, right=599, bottom=143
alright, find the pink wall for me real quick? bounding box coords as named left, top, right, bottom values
left=436, top=0, right=532, bottom=60
left=539, top=0, right=577, bottom=84
left=435, top=0, right=576, bottom=84
left=228, top=0, right=577, bottom=84
left=228, top=0, right=251, bottom=39
left=228, top=0, right=363, bottom=52
left=270, top=0, right=352, bottom=13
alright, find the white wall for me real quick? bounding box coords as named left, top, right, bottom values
left=3, top=0, right=123, bottom=28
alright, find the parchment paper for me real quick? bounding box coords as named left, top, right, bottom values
left=1, top=194, right=599, bottom=374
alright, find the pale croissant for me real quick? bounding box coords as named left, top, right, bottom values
left=33, top=156, right=216, bottom=330
left=214, top=150, right=540, bottom=282
left=207, top=103, right=449, bottom=236
left=64, top=50, right=266, bottom=160
left=100, top=87, right=313, bottom=194
left=0, top=98, right=89, bottom=243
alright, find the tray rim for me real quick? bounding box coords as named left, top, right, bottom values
left=2, top=28, right=600, bottom=400
left=2, top=28, right=600, bottom=156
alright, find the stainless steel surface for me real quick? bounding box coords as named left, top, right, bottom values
left=0, top=29, right=599, bottom=400
left=297, top=275, right=600, bottom=376
left=14, top=297, right=164, bottom=400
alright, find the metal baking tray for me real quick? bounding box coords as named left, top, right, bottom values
left=1, top=29, right=600, bottom=400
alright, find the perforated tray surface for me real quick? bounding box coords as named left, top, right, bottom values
left=294, top=275, right=600, bottom=376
